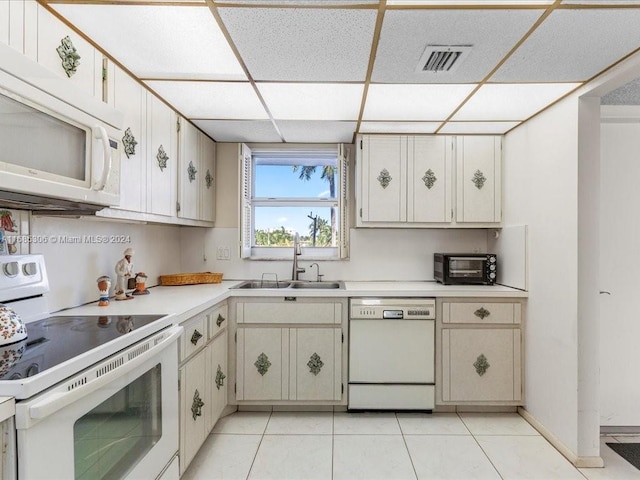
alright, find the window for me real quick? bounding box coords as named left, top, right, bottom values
left=240, top=144, right=349, bottom=259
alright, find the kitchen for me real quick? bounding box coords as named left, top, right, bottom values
left=1, top=0, right=639, bottom=479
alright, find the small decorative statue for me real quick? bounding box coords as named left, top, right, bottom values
left=132, top=272, right=149, bottom=295
left=114, top=247, right=135, bottom=301
left=97, top=275, right=111, bottom=306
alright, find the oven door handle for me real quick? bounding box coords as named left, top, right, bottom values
left=28, top=326, right=182, bottom=420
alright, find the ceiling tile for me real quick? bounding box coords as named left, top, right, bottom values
left=276, top=121, right=357, bottom=142
left=373, top=8, right=544, bottom=83
left=602, top=77, right=640, bottom=105
left=438, top=121, right=521, bottom=134
left=492, top=8, right=640, bottom=82
left=451, top=83, right=580, bottom=121
left=215, top=0, right=379, bottom=3
left=193, top=120, right=282, bottom=142
left=388, top=1, right=552, bottom=4
left=145, top=81, right=269, bottom=119
left=217, top=7, right=377, bottom=81
left=359, top=122, right=441, bottom=133
left=52, top=4, right=246, bottom=80
left=257, top=83, right=364, bottom=120
left=363, top=84, right=475, bottom=120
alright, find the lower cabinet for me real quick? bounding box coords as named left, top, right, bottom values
left=236, top=327, right=342, bottom=402
left=178, top=303, right=228, bottom=476
left=437, top=299, right=524, bottom=406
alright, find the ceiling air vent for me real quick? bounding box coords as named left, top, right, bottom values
left=416, top=45, right=472, bottom=73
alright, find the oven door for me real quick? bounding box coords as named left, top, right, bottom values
left=15, top=326, right=182, bottom=480
left=448, top=256, right=485, bottom=281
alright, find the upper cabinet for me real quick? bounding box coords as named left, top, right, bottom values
left=147, top=93, right=177, bottom=217
left=200, top=133, right=216, bottom=223
left=356, top=134, right=501, bottom=228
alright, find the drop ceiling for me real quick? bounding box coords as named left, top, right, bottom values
left=46, top=0, right=640, bottom=143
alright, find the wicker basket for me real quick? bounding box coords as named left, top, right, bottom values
left=159, top=272, right=223, bottom=286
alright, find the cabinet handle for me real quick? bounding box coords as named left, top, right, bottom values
left=474, top=307, right=490, bottom=320
left=216, top=314, right=226, bottom=327
left=422, top=169, right=437, bottom=189
left=190, top=329, right=203, bottom=345
left=472, top=169, right=487, bottom=189
left=122, top=127, right=137, bottom=159
left=206, top=169, right=213, bottom=189
left=187, top=161, right=198, bottom=182
left=377, top=168, right=392, bottom=189
left=56, top=36, right=80, bottom=77
left=474, top=354, right=490, bottom=376
left=254, top=352, right=271, bottom=376
left=191, top=389, right=204, bottom=420
left=157, top=145, right=169, bottom=171
left=307, top=352, right=324, bottom=376
left=215, top=364, right=226, bottom=390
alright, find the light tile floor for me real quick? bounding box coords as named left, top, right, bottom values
left=182, top=412, right=640, bottom=480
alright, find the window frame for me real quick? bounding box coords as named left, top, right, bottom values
left=239, top=143, right=349, bottom=260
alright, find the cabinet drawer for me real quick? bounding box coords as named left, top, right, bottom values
left=443, top=302, right=520, bottom=325
left=180, top=313, right=207, bottom=361
left=237, top=302, right=340, bottom=325
left=208, top=303, right=228, bottom=339
left=442, top=328, right=521, bottom=403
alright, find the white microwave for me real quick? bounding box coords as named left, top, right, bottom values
left=0, top=42, right=122, bottom=210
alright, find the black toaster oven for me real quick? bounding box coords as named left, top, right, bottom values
left=434, top=253, right=497, bottom=285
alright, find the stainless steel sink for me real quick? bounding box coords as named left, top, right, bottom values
left=231, top=280, right=344, bottom=290
left=289, top=281, right=344, bottom=289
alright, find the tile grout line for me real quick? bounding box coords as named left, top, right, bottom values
left=244, top=411, right=273, bottom=480
left=396, top=412, right=420, bottom=480
left=458, top=412, right=506, bottom=480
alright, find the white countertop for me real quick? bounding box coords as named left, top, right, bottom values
left=57, top=280, right=526, bottom=320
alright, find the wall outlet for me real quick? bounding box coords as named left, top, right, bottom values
left=216, top=246, right=231, bottom=260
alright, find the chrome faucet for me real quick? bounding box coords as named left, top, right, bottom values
left=292, top=233, right=305, bottom=281
left=309, top=262, right=323, bottom=282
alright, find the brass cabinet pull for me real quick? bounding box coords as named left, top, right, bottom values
left=190, top=329, right=203, bottom=345
left=307, top=352, right=324, bottom=376
left=254, top=352, right=271, bottom=376
left=474, top=307, right=490, bottom=320
left=191, top=389, right=204, bottom=420
left=474, top=354, right=490, bottom=376
left=215, top=364, right=226, bottom=390
left=216, top=314, right=226, bottom=327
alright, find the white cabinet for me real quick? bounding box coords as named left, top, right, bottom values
left=356, top=134, right=500, bottom=227
left=112, top=66, right=146, bottom=213
left=2, top=0, right=37, bottom=56
left=455, top=136, right=502, bottom=223
left=178, top=120, right=201, bottom=220
left=200, top=134, right=216, bottom=223
left=147, top=93, right=177, bottom=217
left=233, top=298, right=346, bottom=404
left=178, top=302, right=228, bottom=475
left=437, top=300, right=523, bottom=405
left=36, top=4, right=102, bottom=100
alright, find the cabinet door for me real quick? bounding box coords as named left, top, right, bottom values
left=147, top=94, right=177, bottom=216
left=200, top=134, right=216, bottom=222
left=456, top=136, right=501, bottom=223
left=113, top=67, right=145, bottom=213
left=207, top=330, right=228, bottom=431
left=179, top=348, right=207, bottom=475
left=180, top=314, right=207, bottom=363
left=407, top=136, right=452, bottom=223
left=36, top=5, right=101, bottom=99
left=360, top=135, right=407, bottom=222
left=236, top=328, right=287, bottom=401
left=442, top=328, right=521, bottom=403
left=178, top=121, right=200, bottom=220
left=290, top=328, right=341, bottom=401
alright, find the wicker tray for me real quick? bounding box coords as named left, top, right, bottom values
left=159, top=272, right=223, bottom=286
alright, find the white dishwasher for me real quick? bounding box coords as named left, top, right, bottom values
left=348, top=298, right=435, bottom=411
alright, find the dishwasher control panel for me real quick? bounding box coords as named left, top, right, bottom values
left=350, top=298, right=436, bottom=319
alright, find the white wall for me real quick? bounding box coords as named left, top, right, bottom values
left=503, top=98, right=580, bottom=454
left=31, top=216, right=182, bottom=312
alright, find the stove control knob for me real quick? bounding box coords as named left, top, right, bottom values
left=3, top=262, right=19, bottom=277
left=23, top=262, right=38, bottom=276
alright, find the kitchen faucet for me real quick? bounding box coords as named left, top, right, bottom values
left=310, top=262, right=323, bottom=282
left=291, top=233, right=305, bottom=281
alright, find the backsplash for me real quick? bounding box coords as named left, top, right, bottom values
left=30, top=216, right=182, bottom=312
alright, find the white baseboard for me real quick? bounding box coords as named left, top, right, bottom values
left=518, top=407, right=604, bottom=468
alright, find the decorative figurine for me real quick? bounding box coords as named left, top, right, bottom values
left=97, top=275, right=111, bottom=306
left=114, top=247, right=135, bottom=301
left=132, top=272, right=150, bottom=295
